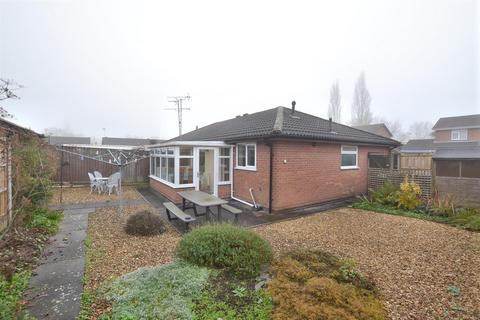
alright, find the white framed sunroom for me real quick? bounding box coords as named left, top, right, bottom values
left=149, top=142, right=233, bottom=196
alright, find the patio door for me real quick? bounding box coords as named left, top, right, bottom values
left=198, top=149, right=215, bottom=194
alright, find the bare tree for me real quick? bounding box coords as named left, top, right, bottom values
left=43, top=126, right=76, bottom=136
left=408, top=121, right=433, bottom=139
left=0, top=78, right=22, bottom=118
left=328, top=80, right=341, bottom=122
left=351, top=72, right=373, bottom=125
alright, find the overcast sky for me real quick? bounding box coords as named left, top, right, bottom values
left=0, top=0, right=479, bottom=140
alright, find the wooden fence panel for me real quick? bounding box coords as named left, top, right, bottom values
left=368, top=167, right=432, bottom=198
left=55, top=149, right=149, bottom=184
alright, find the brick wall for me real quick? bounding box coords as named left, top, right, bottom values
left=218, top=184, right=231, bottom=199
left=149, top=178, right=194, bottom=204
left=434, top=128, right=480, bottom=142
left=271, top=141, right=390, bottom=211
left=435, top=176, right=480, bottom=208
left=233, top=142, right=270, bottom=208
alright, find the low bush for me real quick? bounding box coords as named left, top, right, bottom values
left=176, top=224, right=272, bottom=276
left=192, top=271, right=272, bottom=320
left=268, top=250, right=385, bottom=320
left=397, top=177, right=422, bottom=210
left=369, top=181, right=399, bottom=206
left=25, top=206, right=62, bottom=234
left=125, top=210, right=166, bottom=236
left=0, top=271, right=31, bottom=319
left=449, top=208, right=480, bottom=231
left=100, top=262, right=210, bottom=319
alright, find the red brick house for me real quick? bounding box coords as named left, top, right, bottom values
left=148, top=105, right=400, bottom=212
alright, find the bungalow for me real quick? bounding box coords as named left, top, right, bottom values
left=148, top=103, right=400, bottom=212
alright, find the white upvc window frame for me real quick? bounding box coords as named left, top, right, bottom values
left=218, top=146, right=232, bottom=184
left=451, top=129, right=468, bottom=141
left=340, top=145, right=359, bottom=170
left=236, top=143, right=256, bottom=171
left=149, top=146, right=195, bottom=188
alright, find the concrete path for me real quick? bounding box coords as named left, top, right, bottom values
left=24, top=208, right=93, bottom=320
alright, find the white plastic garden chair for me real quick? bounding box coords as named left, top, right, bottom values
left=106, top=172, right=121, bottom=195
left=87, top=172, right=101, bottom=194
left=93, top=171, right=103, bottom=179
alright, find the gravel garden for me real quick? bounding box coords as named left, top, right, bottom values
left=77, top=181, right=480, bottom=320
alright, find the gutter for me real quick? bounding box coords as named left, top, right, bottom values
left=268, top=141, right=273, bottom=213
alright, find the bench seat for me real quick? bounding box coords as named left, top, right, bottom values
left=221, top=204, right=241, bottom=224
left=163, top=202, right=195, bottom=231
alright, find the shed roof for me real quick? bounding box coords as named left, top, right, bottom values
left=432, top=114, right=480, bottom=130
left=352, top=123, right=392, bottom=138
left=46, top=136, right=91, bottom=145
left=397, top=139, right=480, bottom=159
left=101, top=137, right=164, bottom=146
left=169, top=107, right=399, bottom=147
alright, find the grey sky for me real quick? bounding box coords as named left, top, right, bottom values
left=0, top=0, right=479, bottom=140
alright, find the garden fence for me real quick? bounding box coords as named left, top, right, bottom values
left=368, top=167, right=432, bottom=198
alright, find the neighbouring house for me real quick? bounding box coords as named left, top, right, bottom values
left=0, top=118, right=42, bottom=231
left=46, top=135, right=91, bottom=145
left=353, top=123, right=393, bottom=139
left=102, top=137, right=164, bottom=146
left=393, top=114, right=480, bottom=207
left=148, top=104, right=400, bottom=212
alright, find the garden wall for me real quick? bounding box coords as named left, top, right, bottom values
left=435, top=176, right=480, bottom=208
left=368, top=168, right=432, bottom=198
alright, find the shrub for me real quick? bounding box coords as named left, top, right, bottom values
left=176, top=224, right=272, bottom=276
left=0, top=271, right=31, bottom=320
left=427, top=192, right=457, bottom=217
left=397, top=177, right=422, bottom=210
left=100, top=262, right=210, bottom=320
left=125, top=210, right=166, bottom=236
left=25, top=206, right=62, bottom=234
left=268, top=250, right=385, bottom=320
left=449, top=208, right=480, bottom=231
left=370, top=181, right=399, bottom=206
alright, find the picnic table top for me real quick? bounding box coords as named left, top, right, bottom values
left=177, top=190, right=228, bottom=207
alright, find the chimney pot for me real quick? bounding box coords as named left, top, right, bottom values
left=291, top=101, right=296, bottom=114
left=329, top=117, right=332, bottom=132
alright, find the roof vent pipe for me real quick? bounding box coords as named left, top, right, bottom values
left=291, top=100, right=296, bottom=114
left=329, top=117, right=332, bottom=132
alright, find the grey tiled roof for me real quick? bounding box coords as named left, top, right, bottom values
left=432, top=114, right=480, bottom=130
left=353, top=123, right=392, bottom=138
left=102, top=137, right=164, bottom=146
left=171, top=107, right=400, bottom=146
left=47, top=136, right=91, bottom=145
left=396, top=139, right=435, bottom=152
left=397, top=139, right=480, bottom=159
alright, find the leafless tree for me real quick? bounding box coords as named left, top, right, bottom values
left=43, top=126, right=76, bottom=136
left=351, top=72, right=373, bottom=125
left=0, top=78, right=22, bottom=118
left=408, top=121, right=433, bottom=139
left=328, top=80, right=341, bottom=122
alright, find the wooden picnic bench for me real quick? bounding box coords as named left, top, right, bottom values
left=221, top=204, right=241, bottom=224
left=163, top=202, right=196, bottom=231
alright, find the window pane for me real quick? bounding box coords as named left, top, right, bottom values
left=179, top=158, right=193, bottom=184
left=167, top=157, right=175, bottom=183
left=238, top=145, right=246, bottom=166
left=247, top=145, right=255, bottom=166
left=461, top=160, right=480, bottom=178
left=150, top=157, right=155, bottom=175
left=160, top=149, right=166, bottom=155
left=220, top=147, right=230, bottom=157
left=160, top=157, right=167, bottom=180
left=393, top=154, right=399, bottom=170
left=167, top=148, right=174, bottom=155
left=436, top=160, right=460, bottom=177
left=180, top=147, right=193, bottom=156
left=154, top=157, right=160, bottom=177
left=220, top=157, right=230, bottom=182
left=341, top=154, right=356, bottom=167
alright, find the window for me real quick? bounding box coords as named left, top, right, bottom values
left=435, top=160, right=460, bottom=177
left=451, top=129, right=467, bottom=141
left=236, top=143, right=256, bottom=169
left=179, top=147, right=193, bottom=184
left=151, top=147, right=176, bottom=184
left=219, top=147, right=231, bottom=182
left=341, top=145, right=358, bottom=169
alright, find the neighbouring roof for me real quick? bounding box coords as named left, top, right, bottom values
left=396, top=139, right=480, bottom=159
left=0, top=117, right=41, bottom=137
left=46, top=136, right=90, bottom=145
left=102, top=137, right=164, bottom=146
left=169, top=107, right=400, bottom=147
left=432, top=114, right=480, bottom=130
left=352, top=123, right=392, bottom=138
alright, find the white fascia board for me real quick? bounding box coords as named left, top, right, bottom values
left=147, top=141, right=231, bottom=148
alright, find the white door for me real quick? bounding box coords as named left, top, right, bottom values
left=197, top=149, right=215, bottom=194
